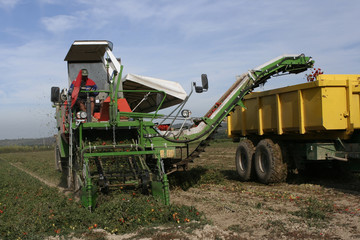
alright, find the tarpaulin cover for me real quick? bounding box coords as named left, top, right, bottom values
left=122, top=73, right=187, bottom=113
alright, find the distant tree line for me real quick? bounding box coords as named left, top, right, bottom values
left=0, top=137, right=55, bottom=147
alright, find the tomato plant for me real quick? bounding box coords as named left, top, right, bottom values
left=0, top=153, right=204, bottom=239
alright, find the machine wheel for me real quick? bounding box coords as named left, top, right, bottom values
left=254, top=139, right=287, bottom=184
left=235, top=139, right=255, bottom=181
left=55, top=146, right=63, bottom=172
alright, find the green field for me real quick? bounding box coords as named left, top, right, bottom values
left=0, top=150, right=205, bottom=239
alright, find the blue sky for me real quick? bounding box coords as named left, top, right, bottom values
left=0, top=0, right=359, bottom=139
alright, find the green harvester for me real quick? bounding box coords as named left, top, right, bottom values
left=51, top=40, right=314, bottom=210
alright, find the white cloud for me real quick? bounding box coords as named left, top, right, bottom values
left=0, top=40, right=66, bottom=103
left=37, top=0, right=61, bottom=4
left=41, top=15, right=80, bottom=33
left=0, top=0, right=21, bottom=9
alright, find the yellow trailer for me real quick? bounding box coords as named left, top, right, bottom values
left=228, top=74, right=360, bottom=183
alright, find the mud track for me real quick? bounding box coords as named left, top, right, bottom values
left=7, top=161, right=72, bottom=196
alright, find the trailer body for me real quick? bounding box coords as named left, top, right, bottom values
left=228, top=74, right=360, bottom=183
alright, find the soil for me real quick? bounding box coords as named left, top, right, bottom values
left=8, top=142, right=360, bottom=239
left=169, top=142, right=360, bottom=239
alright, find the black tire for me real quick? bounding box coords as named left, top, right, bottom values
left=235, top=139, right=255, bottom=181
left=254, top=139, right=287, bottom=184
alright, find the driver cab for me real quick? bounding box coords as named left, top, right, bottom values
left=60, top=40, right=188, bottom=123
left=64, top=40, right=128, bottom=121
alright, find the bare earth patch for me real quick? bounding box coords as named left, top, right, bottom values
left=169, top=142, right=360, bottom=239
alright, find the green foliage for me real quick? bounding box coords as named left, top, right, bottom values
left=169, top=167, right=207, bottom=190
left=197, top=168, right=226, bottom=185
left=0, top=159, right=89, bottom=239
left=94, top=193, right=203, bottom=234
left=169, top=166, right=227, bottom=190
left=292, top=197, right=334, bottom=222
left=0, top=137, right=55, bottom=147
left=0, top=145, right=52, bottom=153
left=0, top=151, right=62, bottom=184
left=209, top=138, right=236, bottom=146
left=0, top=159, right=203, bottom=239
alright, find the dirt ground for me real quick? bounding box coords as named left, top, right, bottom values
left=8, top=142, right=360, bottom=239
left=168, top=141, right=360, bottom=240
left=95, top=141, right=360, bottom=239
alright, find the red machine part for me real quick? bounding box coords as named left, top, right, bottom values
left=207, top=102, right=221, bottom=118
left=157, top=124, right=170, bottom=131
left=93, top=97, right=131, bottom=121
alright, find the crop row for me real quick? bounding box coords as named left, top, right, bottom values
left=0, top=145, right=52, bottom=153
left=0, top=154, right=204, bottom=239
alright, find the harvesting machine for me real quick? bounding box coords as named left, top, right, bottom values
left=51, top=40, right=314, bottom=209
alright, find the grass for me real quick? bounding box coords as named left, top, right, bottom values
left=169, top=166, right=231, bottom=190
left=291, top=196, right=334, bottom=227
left=0, top=145, right=52, bottom=153
left=0, top=151, right=62, bottom=184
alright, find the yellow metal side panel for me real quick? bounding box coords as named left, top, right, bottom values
left=317, top=74, right=360, bottom=81
left=321, top=87, right=347, bottom=130
left=351, top=93, right=360, bottom=129
left=229, top=106, right=243, bottom=135
left=227, top=115, right=232, bottom=137
left=279, top=91, right=299, bottom=130
left=297, top=90, right=305, bottom=134
left=244, top=98, right=259, bottom=132
left=257, top=97, right=263, bottom=135
left=229, top=75, right=360, bottom=139
left=301, top=87, right=323, bottom=130
left=260, top=95, right=277, bottom=132
left=276, top=94, right=283, bottom=135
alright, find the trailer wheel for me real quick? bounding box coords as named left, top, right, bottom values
left=254, top=139, right=287, bottom=184
left=235, top=139, right=255, bottom=181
